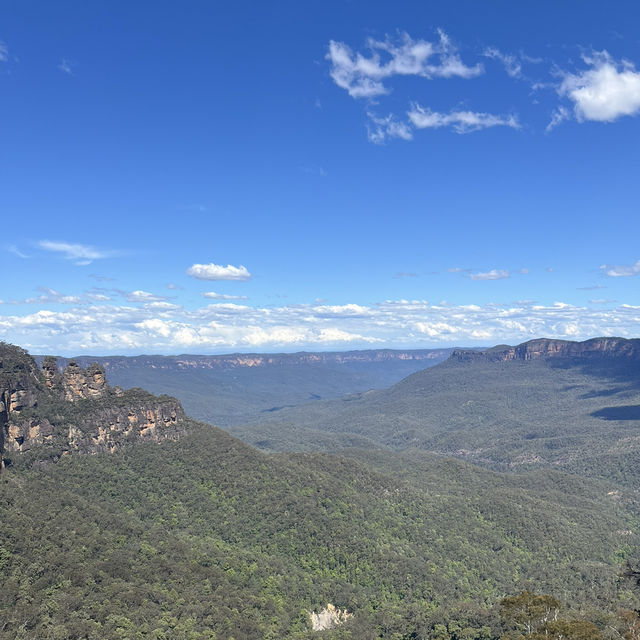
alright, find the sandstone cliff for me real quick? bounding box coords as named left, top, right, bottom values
left=39, top=347, right=453, bottom=373
left=0, top=342, right=187, bottom=467
left=452, top=337, right=640, bottom=363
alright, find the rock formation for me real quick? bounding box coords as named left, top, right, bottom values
left=309, top=604, right=353, bottom=631
left=0, top=342, right=187, bottom=468
left=452, top=337, right=640, bottom=363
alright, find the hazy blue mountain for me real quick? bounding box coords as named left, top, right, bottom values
left=228, top=338, right=640, bottom=484
left=35, top=348, right=453, bottom=426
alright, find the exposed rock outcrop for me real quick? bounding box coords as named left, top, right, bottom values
left=61, top=360, right=109, bottom=401
left=309, top=604, right=353, bottom=631
left=36, top=348, right=453, bottom=373
left=0, top=342, right=188, bottom=467
left=452, top=337, right=640, bottom=364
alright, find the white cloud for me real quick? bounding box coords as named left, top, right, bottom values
left=367, top=112, right=413, bottom=143
left=546, top=106, right=570, bottom=132
left=469, top=269, right=510, bottom=281
left=2, top=298, right=640, bottom=354
left=58, top=58, right=73, bottom=75
left=24, top=288, right=82, bottom=305
left=0, top=42, right=8, bottom=63
left=186, top=263, right=251, bottom=281
left=327, top=30, right=483, bottom=99
left=600, top=259, right=640, bottom=277
left=559, top=51, right=640, bottom=122
left=483, top=47, right=522, bottom=78
left=312, top=304, right=371, bottom=317
left=408, top=105, right=520, bottom=134
left=122, top=290, right=169, bottom=303
left=39, top=240, right=116, bottom=265
left=202, top=292, right=248, bottom=300
left=5, top=244, right=29, bottom=259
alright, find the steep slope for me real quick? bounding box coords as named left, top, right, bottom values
left=230, top=337, right=640, bottom=481
left=0, top=343, right=186, bottom=467
left=2, top=422, right=638, bottom=639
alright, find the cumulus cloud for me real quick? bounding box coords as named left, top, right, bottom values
left=121, top=290, right=169, bottom=303
left=2, top=298, right=640, bottom=354
left=600, top=259, right=640, bottom=277
left=186, top=263, right=251, bottom=281
left=202, top=292, right=248, bottom=300
left=559, top=51, right=640, bottom=122
left=39, top=240, right=116, bottom=265
left=327, top=30, right=483, bottom=99
left=408, top=104, right=520, bottom=134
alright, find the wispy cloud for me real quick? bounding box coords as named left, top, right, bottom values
left=39, top=240, right=117, bottom=265
left=367, top=112, right=413, bottom=143
left=186, top=263, right=251, bottom=281
left=5, top=244, right=29, bottom=259
left=58, top=58, right=73, bottom=75
left=202, top=292, right=248, bottom=300
left=0, top=42, right=8, bottom=63
left=408, top=105, right=520, bottom=134
left=89, top=274, right=116, bottom=282
left=546, top=106, right=571, bottom=133
left=483, top=47, right=522, bottom=78
left=24, top=287, right=82, bottom=305
left=300, top=165, right=328, bottom=177
left=558, top=51, right=640, bottom=122
left=394, top=272, right=418, bottom=279
left=469, top=269, right=510, bottom=281
left=327, top=30, right=483, bottom=99
left=600, top=259, right=640, bottom=277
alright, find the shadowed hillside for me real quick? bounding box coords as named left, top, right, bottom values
left=228, top=338, right=640, bottom=485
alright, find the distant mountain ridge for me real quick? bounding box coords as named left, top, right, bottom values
left=32, top=348, right=454, bottom=427
left=453, top=337, right=640, bottom=363
left=35, top=347, right=453, bottom=371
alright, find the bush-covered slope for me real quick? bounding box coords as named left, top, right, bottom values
left=1, top=422, right=638, bottom=639
left=231, top=345, right=640, bottom=485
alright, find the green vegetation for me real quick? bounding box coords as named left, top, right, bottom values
left=231, top=357, right=640, bottom=487
left=1, top=422, right=639, bottom=638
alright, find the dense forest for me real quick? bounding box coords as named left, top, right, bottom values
left=2, top=420, right=640, bottom=638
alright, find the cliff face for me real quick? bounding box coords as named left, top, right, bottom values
left=39, top=348, right=453, bottom=373
left=452, top=337, right=640, bottom=363
left=0, top=343, right=187, bottom=467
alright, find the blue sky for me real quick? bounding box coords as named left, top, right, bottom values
left=2, top=1, right=640, bottom=354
